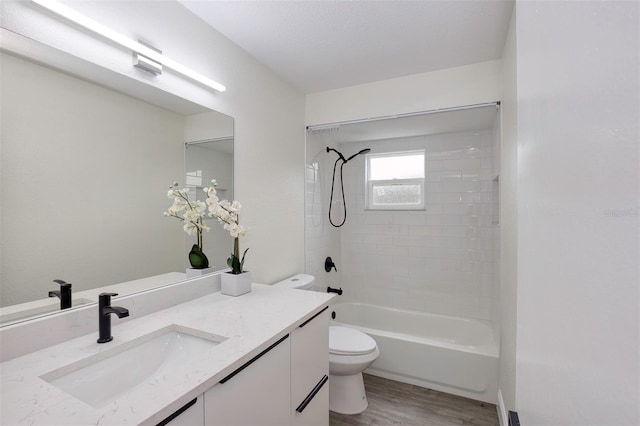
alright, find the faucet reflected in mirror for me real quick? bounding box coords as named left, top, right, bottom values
left=48, top=279, right=72, bottom=310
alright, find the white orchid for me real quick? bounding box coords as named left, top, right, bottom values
left=224, top=223, right=248, bottom=238
left=205, top=179, right=250, bottom=274
left=206, top=180, right=218, bottom=197
left=206, top=195, right=219, bottom=209
left=164, top=182, right=213, bottom=255
left=165, top=179, right=249, bottom=273
left=183, top=221, right=199, bottom=236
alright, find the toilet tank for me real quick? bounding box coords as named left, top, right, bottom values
left=273, top=274, right=315, bottom=290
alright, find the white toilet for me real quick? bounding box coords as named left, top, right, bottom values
left=274, top=274, right=380, bottom=415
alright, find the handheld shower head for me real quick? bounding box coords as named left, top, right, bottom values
left=326, top=146, right=371, bottom=227
left=345, top=148, right=371, bottom=162
left=326, top=147, right=346, bottom=162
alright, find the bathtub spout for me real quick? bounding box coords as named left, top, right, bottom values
left=327, top=286, right=343, bottom=295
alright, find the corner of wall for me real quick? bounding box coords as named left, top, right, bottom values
left=497, top=3, right=518, bottom=416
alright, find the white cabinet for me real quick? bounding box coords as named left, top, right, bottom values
left=291, top=307, right=330, bottom=426
left=184, top=305, right=330, bottom=426
left=204, top=334, right=291, bottom=425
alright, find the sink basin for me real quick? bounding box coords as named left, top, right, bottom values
left=0, top=298, right=94, bottom=325
left=41, top=325, right=227, bottom=408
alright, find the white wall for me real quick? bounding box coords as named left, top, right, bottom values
left=1, top=53, right=185, bottom=305
left=184, top=111, right=233, bottom=142
left=306, top=60, right=502, bottom=126
left=515, top=1, right=639, bottom=424
left=1, top=0, right=305, bottom=285
left=498, top=5, right=518, bottom=417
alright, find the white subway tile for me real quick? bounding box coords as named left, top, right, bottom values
left=393, top=234, right=428, bottom=247
left=441, top=158, right=482, bottom=171
left=442, top=181, right=482, bottom=193
left=406, top=246, right=442, bottom=259
left=426, top=170, right=462, bottom=182
left=441, top=237, right=462, bottom=248
left=407, top=225, right=441, bottom=236
left=426, top=182, right=443, bottom=193
left=425, top=215, right=443, bottom=226
left=392, top=214, right=426, bottom=226
left=425, top=205, right=444, bottom=215
left=425, top=160, right=444, bottom=171
left=376, top=245, right=409, bottom=256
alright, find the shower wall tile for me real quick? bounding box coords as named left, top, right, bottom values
left=337, top=130, right=499, bottom=321
left=304, top=139, right=343, bottom=294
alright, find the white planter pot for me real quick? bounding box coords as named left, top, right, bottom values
left=221, top=271, right=252, bottom=296
left=186, top=267, right=215, bottom=278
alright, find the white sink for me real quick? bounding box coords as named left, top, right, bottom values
left=41, top=325, right=227, bottom=408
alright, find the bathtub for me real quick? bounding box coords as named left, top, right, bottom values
left=329, top=302, right=498, bottom=404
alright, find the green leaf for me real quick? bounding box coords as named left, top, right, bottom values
left=240, top=248, right=249, bottom=273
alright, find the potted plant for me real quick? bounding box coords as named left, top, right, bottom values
left=164, top=182, right=212, bottom=270
left=205, top=180, right=251, bottom=296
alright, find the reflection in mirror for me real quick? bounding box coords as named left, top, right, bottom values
left=0, top=50, right=233, bottom=326
left=184, top=138, right=234, bottom=271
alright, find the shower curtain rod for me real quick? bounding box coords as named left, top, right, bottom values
left=306, top=101, right=500, bottom=132
left=185, top=136, right=233, bottom=146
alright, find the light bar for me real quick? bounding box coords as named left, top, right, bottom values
left=32, top=0, right=226, bottom=92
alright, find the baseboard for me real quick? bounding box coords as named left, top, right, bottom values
left=497, top=389, right=508, bottom=426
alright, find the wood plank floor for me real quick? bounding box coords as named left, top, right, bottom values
left=330, top=374, right=499, bottom=426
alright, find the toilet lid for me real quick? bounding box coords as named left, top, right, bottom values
left=329, top=326, right=377, bottom=355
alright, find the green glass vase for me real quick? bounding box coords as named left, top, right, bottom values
left=188, top=244, right=209, bottom=269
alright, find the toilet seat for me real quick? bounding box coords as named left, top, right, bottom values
left=329, top=326, right=377, bottom=356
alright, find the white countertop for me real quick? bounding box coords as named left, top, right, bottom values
left=0, top=284, right=334, bottom=425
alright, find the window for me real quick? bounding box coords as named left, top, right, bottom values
left=366, top=150, right=425, bottom=210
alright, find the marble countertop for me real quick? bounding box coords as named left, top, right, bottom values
left=0, top=284, right=334, bottom=425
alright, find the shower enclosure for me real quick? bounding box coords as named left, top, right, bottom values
left=304, top=103, right=501, bottom=402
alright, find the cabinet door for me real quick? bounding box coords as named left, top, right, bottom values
left=291, top=307, right=329, bottom=426
left=204, top=334, right=291, bottom=426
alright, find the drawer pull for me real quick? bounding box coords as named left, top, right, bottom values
left=220, top=334, right=289, bottom=384
left=298, top=306, right=329, bottom=328
left=296, top=375, right=329, bottom=413
left=156, top=397, right=197, bottom=426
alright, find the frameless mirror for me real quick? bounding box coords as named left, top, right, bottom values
left=0, top=41, right=233, bottom=326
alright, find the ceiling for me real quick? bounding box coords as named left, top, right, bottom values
left=180, top=0, right=514, bottom=94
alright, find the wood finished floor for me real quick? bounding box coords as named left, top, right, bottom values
left=330, top=374, right=499, bottom=426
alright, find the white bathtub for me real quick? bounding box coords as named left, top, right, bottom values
left=329, top=302, right=498, bottom=404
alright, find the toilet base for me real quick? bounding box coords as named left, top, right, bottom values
left=329, top=373, right=369, bottom=414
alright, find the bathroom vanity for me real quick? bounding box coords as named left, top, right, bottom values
left=0, top=282, right=334, bottom=425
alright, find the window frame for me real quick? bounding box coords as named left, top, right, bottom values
left=365, top=150, right=426, bottom=211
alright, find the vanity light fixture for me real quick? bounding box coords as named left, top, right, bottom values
left=133, top=40, right=163, bottom=76
left=31, top=0, right=226, bottom=92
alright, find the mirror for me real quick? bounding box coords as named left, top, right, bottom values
left=0, top=46, right=233, bottom=325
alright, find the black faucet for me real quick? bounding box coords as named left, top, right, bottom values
left=327, top=286, right=343, bottom=296
left=325, top=257, right=338, bottom=272
left=97, top=292, right=129, bottom=343
left=48, top=279, right=72, bottom=310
